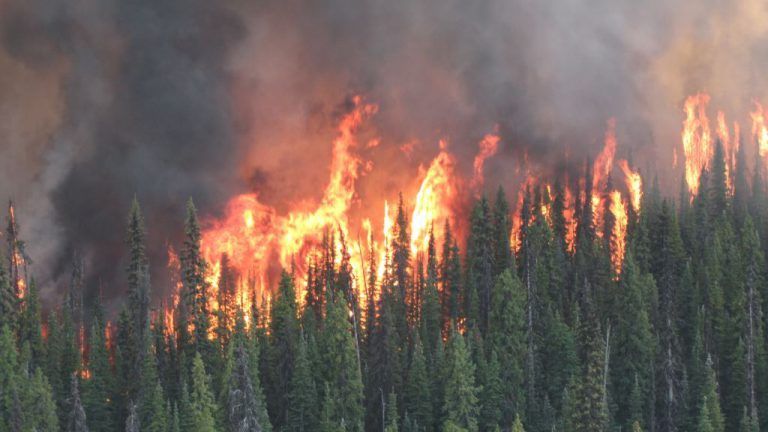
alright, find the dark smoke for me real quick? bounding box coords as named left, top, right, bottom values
left=0, top=0, right=767, bottom=310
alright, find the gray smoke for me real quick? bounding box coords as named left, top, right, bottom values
left=0, top=0, right=766, bottom=310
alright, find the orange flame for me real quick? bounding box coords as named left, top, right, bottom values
left=609, top=190, right=627, bottom=277
left=592, top=119, right=616, bottom=238
left=618, top=160, right=642, bottom=213
left=681, top=93, right=713, bottom=197
left=410, top=142, right=459, bottom=256
left=563, top=183, right=577, bottom=253
left=470, top=133, right=500, bottom=190
left=752, top=102, right=768, bottom=172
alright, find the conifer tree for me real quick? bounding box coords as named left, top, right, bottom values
left=488, top=269, right=526, bottom=424
left=321, top=295, right=364, bottom=431
left=182, top=199, right=214, bottom=372
left=83, top=319, right=115, bottom=432
left=385, top=391, right=399, bottom=432
left=442, top=327, right=479, bottom=432
left=190, top=353, right=218, bottom=432
left=267, top=270, right=299, bottom=428
left=67, top=374, right=89, bottom=432
left=0, top=256, right=15, bottom=335
left=125, top=403, right=139, bottom=432
left=286, top=332, right=317, bottom=432
left=404, top=336, right=432, bottom=431
left=24, top=368, right=60, bottom=431
left=229, top=345, right=269, bottom=432
left=511, top=415, right=525, bottom=432
left=611, top=253, right=653, bottom=430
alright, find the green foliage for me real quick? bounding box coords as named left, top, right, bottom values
left=442, top=327, right=479, bottom=432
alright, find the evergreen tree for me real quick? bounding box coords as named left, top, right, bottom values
left=190, top=353, right=218, bottom=432
left=24, top=368, right=60, bottom=432
left=67, top=374, right=89, bottom=432
left=229, top=345, right=269, bottom=432
left=404, top=337, right=433, bottom=431
left=83, top=320, right=115, bottom=432
left=321, top=295, right=364, bottom=431
left=487, top=269, right=526, bottom=424
left=611, top=253, right=653, bottom=430
left=125, top=403, right=139, bottom=432
left=511, top=415, right=525, bottom=432
left=442, top=327, right=479, bottom=432
left=182, top=199, right=214, bottom=373
left=287, top=333, right=317, bottom=432
left=267, top=270, right=299, bottom=428
left=385, top=391, right=399, bottom=432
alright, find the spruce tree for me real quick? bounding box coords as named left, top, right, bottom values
left=24, top=368, right=60, bottom=431
left=67, top=374, right=89, bottom=432
left=442, top=327, right=479, bottom=432
left=286, top=333, right=317, bottom=432
left=385, top=391, right=399, bottom=432
left=267, top=270, right=299, bottom=428
left=182, top=199, right=214, bottom=373
left=190, top=353, right=218, bottom=432
left=321, top=295, right=364, bottom=431
left=611, top=253, right=653, bottom=430
left=487, top=269, right=526, bottom=424
left=229, top=345, right=269, bottom=432
left=404, top=336, right=432, bottom=431
left=83, top=320, right=115, bottom=432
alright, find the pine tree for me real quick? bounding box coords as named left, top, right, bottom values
left=442, top=327, right=479, bottom=432
left=126, top=197, right=151, bottom=352
left=479, top=350, right=503, bottom=431
left=24, top=368, right=60, bottom=431
left=385, top=391, right=399, bottom=432
left=67, top=374, right=89, bottom=432
left=83, top=320, right=115, bottom=432
left=0, top=325, right=19, bottom=431
left=17, top=277, right=44, bottom=370
left=267, top=270, right=299, bottom=428
left=487, top=269, right=526, bottom=424
left=125, top=403, right=139, bottom=432
left=700, top=355, right=725, bottom=432
left=492, top=186, right=513, bottom=276
left=511, top=415, right=525, bottom=432
left=229, top=345, right=269, bottom=432
left=421, top=229, right=442, bottom=360
left=571, top=298, right=607, bottom=432
left=611, top=253, right=653, bottom=430
left=0, top=252, right=16, bottom=334
left=182, top=199, right=214, bottom=373
left=321, top=295, right=364, bottom=431
left=286, top=332, right=317, bottom=432
left=145, top=382, right=168, bottom=432
left=190, top=353, right=218, bottom=432
left=466, top=196, right=494, bottom=333
left=404, top=337, right=432, bottom=431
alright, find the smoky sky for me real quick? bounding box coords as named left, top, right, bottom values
left=1, top=0, right=767, bottom=310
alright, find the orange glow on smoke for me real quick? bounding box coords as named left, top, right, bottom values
left=470, top=133, right=500, bottom=190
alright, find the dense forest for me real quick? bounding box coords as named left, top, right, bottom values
left=1, top=139, right=767, bottom=432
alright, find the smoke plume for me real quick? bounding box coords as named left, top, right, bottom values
left=0, top=0, right=766, bottom=309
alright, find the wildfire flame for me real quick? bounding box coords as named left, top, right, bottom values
left=681, top=93, right=713, bottom=197
left=609, top=190, right=627, bottom=277
left=470, top=133, right=500, bottom=191
left=410, top=141, right=459, bottom=256
left=618, top=160, right=642, bottom=213
left=592, top=118, right=617, bottom=238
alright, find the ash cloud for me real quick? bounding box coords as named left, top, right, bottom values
left=0, top=0, right=766, bottom=309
